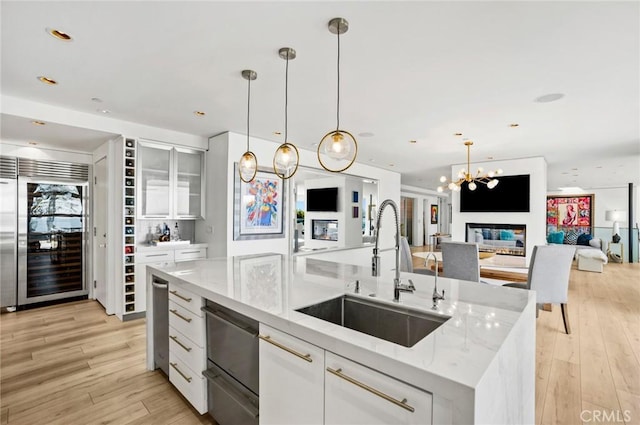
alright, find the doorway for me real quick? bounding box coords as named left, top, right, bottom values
left=94, top=156, right=108, bottom=310
left=400, top=197, right=414, bottom=245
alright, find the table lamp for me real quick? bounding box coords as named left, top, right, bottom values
left=605, top=210, right=626, bottom=243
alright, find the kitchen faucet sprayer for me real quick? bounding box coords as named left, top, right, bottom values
left=372, top=199, right=402, bottom=301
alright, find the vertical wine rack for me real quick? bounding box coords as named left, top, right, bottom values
left=123, top=138, right=137, bottom=314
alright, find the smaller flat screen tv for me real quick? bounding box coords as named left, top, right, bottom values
left=306, top=187, right=338, bottom=212
left=460, top=174, right=530, bottom=213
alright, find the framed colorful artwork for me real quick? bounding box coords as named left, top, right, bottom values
left=233, top=165, right=286, bottom=240
left=430, top=204, right=438, bottom=224
left=546, top=194, right=594, bottom=236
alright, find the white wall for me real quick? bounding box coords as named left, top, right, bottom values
left=450, top=157, right=547, bottom=267
left=196, top=132, right=402, bottom=259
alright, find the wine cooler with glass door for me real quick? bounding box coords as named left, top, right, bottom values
left=17, top=159, right=89, bottom=306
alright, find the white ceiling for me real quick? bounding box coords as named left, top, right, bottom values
left=1, top=1, right=638, bottom=191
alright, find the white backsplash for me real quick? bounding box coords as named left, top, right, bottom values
left=136, top=220, right=196, bottom=245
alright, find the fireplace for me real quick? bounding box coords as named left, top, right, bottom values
left=466, top=223, right=526, bottom=257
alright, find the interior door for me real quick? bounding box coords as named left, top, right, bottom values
left=94, top=157, right=107, bottom=308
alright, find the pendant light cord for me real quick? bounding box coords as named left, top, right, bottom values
left=284, top=51, right=289, bottom=143
left=336, top=25, right=341, bottom=132
left=246, top=77, right=251, bottom=152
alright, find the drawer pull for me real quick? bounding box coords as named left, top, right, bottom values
left=169, top=290, right=192, bottom=302
left=326, top=367, right=415, bottom=413
left=202, top=307, right=257, bottom=338
left=169, top=335, right=192, bottom=352
left=258, top=335, right=312, bottom=363
left=180, top=250, right=200, bottom=255
left=170, top=362, right=192, bottom=382
left=169, top=309, right=192, bottom=323
left=145, top=253, right=168, bottom=258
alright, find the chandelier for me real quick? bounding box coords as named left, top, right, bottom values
left=437, top=141, right=502, bottom=192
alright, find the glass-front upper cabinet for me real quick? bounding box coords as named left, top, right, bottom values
left=175, top=148, right=204, bottom=219
left=138, top=143, right=172, bottom=218
left=137, top=142, right=205, bottom=219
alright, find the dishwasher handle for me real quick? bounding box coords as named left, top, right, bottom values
left=202, top=306, right=257, bottom=338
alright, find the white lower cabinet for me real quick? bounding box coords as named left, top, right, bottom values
left=324, top=352, right=433, bottom=425
left=259, top=324, right=324, bottom=425
left=168, top=285, right=206, bottom=414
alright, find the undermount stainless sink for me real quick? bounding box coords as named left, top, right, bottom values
left=296, top=295, right=449, bottom=347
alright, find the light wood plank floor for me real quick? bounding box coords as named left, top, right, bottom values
left=2, top=257, right=639, bottom=425
left=0, top=301, right=216, bottom=425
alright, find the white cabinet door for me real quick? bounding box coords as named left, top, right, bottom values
left=175, top=149, right=204, bottom=219
left=259, top=324, right=324, bottom=425
left=138, top=142, right=172, bottom=219
left=325, top=352, right=432, bottom=425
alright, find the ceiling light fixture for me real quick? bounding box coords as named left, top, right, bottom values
left=317, top=17, right=357, bottom=173
left=509, top=123, right=519, bottom=128
left=46, top=28, right=72, bottom=41
left=437, top=141, right=502, bottom=193
left=194, top=111, right=206, bottom=117
left=37, top=76, right=57, bottom=85
left=273, top=47, right=300, bottom=179
left=239, top=69, right=258, bottom=183
left=31, top=120, right=46, bottom=126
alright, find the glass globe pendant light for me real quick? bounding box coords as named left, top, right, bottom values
left=317, top=17, right=358, bottom=173
left=273, top=47, right=300, bottom=180
left=239, top=69, right=258, bottom=183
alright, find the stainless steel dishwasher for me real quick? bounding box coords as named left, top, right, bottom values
left=202, top=300, right=259, bottom=425
left=151, top=275, right=169, bottom=375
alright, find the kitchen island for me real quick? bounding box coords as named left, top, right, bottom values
left=147, top=254, right=535, bottom=424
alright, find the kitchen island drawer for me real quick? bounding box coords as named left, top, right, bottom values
left=169, top=352, right=207, bottom=414
left=169, top=325, right=205, bottom=373
left=168, top=299, right=204, bottom=346
left=168, top=283, right=203, bottom=316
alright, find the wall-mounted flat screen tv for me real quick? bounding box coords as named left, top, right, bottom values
left=460, top=174, right=530, bottom=213
left=306, top=187, right=339, bottom=212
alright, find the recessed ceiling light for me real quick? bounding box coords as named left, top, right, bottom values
left=273, top=131, right=282, bottom=135
left=31, top=120, right=46, bottom=126
left=534, top=93, right=564, bottom=103
left=596, top=166, right=603, bottom=169
left=28, top=141, right=38, bottom=145
left=509, top=123, right=519, bottom=128
left=46, top=28, right=72, bottom=41
left=454, top=132, right=463, bottom=136
left=389, top=164, right=395, bottom=167
left=409, top=140, right=417, bottom=144
left=358, top=132, right=375, bottom=138
left=487, top=156, right=494, bottom=160
left=194, top=111, right=206, bottom=117
left=91, top=97, right=103, bottom=103
left=37, top=76, right=57, bottom=85
left=97, top=109, right=110, bottom=114
left=368, top=159, right=375, bottom=162
left=561, top=172, right=569, bottom=175
left=571, top=168, right=578, bottom=171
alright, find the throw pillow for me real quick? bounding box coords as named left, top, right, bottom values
left=576, top=233, right=593, bottom=246
left=482, top=229, right=491, bottom=240
left=589, top=238, right=602, bottom=249
left=500, top=229, right=515, bottom=241
left=548, top=231, right=565, bottom=244
left=564, top=230, right=579, bottom=245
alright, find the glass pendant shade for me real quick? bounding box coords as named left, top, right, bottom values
left=273, top=142, right=299, bottom=179
left=239, top=151, right=257, bottom=182
left=273, top=47, right=299, bottom=179
left=318, top=17, right=358, bottom=173
left=239, top=69, right=258, bottom=183
left=318, top=130, right=357, bottom=172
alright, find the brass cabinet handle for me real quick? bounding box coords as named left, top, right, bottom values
left=170, top=362, right=192, bottom=383
left=169, top=309, right=192, bottom=323
left=169, top=335, right=192, bottom=352
left=169, top=290, right=192, bottom=302
left=326, top=367, right=415, bottom=413
left=258, top=335, right=312, bottom=363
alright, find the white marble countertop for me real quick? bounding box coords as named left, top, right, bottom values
left=148, top=253, right=534, bottom=403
